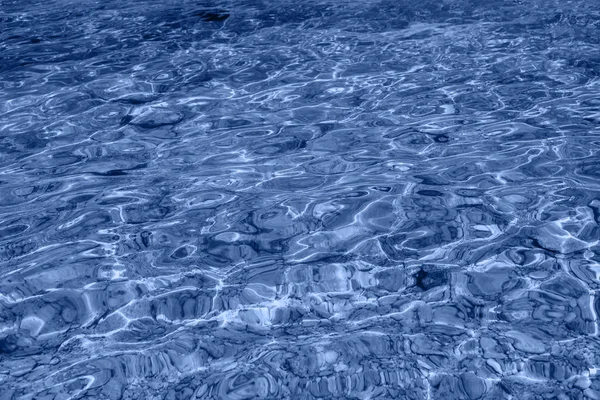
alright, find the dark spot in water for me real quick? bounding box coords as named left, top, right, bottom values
left=171, top=246, right=189, bottom=259
left=103, top=169, right=128, bottom=176
left=140, top=231, right=152, bottom=247
left=415, top=268, right=446, bottom=291
left=193, top=10, right=230, bottom=22
left=120, top=115, right=133, bottom=126
left=0, top=335, right=18, bottom=354
left=415, top=269, right=429, bottom=290
left=90, top=163, right=147, bottom=176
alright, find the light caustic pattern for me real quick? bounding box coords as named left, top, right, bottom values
left=1, top=0, right=600, bottom=398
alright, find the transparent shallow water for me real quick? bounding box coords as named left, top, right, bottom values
left=1, top=0, right=600, bottom=398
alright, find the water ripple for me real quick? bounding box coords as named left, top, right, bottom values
left=1, top=0, right=600, bottom=399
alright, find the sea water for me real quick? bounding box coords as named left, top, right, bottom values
left=1, top=0, right=600, bottom=398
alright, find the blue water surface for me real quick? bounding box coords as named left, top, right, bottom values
left=1, top=0, right=600, bottom=398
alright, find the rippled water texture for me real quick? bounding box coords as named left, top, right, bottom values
left=1, top=0, right=600, bottom=398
